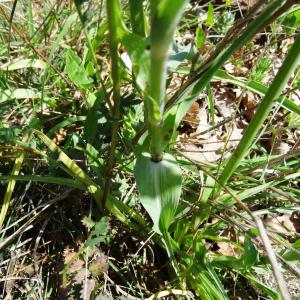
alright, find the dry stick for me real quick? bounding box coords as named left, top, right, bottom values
left=216, top=213, right=300, bottom=279
left=184, top=184, right=300, bottom=277
left=255, top=218, right=291, bottom=300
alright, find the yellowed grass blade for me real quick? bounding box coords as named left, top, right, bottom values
left=0, top=131, right=32, bottom=228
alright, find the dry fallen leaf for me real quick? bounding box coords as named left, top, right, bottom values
left=80, top=278, right=96, bottom=300
left=265, top=214, right=297, bottom=235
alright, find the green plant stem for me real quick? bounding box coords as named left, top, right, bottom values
left=218, top=33, right=300, bottom=187
left=129, top=0, right=145, bottom=37
left=132, top=0, right=292, bottom=146
left=148, top=55, right=166, bottom=161
left=102, top=0, right=122, bottom=209
left=147, top=0, right=188, bottom=161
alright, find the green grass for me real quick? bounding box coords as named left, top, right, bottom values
left=0, top=1, right=300, bottom=299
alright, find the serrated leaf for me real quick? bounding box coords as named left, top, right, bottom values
left=65, top=49, right=93, bottom=88
left=89, top=256, right=108, bottom=276
left=82, top=216, right=95, bottom=229
left=134, top=152, right=182, bottom=234
left=93, top=216, right=109, bottom=237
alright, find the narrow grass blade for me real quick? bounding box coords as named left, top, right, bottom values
left=0, top=131, right=32, bottom=228
left=213, top=69, right=300, bottom=115
left=34, top=130, right=102, bottom=200
left=33, top=130, right=148, bottom=232
left=46, top=116, right=86, bottom=138
left=218, top=34, right=300, bottom=187
left=0, top=175, right=85, bottom=190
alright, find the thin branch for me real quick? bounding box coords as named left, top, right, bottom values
left=255, top=217, right=292, bottom=300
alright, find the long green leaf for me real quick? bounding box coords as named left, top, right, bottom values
left=0, top=175, right=84, bottom=190
left=33, top=130, right=148, bottom=233
left=218, top=34, right=300, bottom=187
left=129, top=0, right=145, bottom=37
left=213, top=69, right=300, bottom=115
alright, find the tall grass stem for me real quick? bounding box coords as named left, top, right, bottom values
left=218, top=33, right=300, bottom=187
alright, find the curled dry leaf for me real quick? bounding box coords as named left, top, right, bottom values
left=264, top=214, right=297, bottom=235
left=74, top=268, right=90, bottom=284
left=80, top=278, right=96, bottom=300
left=70, top=258, right=84, bottom=274
left=63, top=247, right=75, bottom=264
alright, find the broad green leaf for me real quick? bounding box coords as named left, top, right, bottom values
left=163, top=76, right=205, bottom=144
left=206, top=3, right=214, bottom=26
left=196, top=27, right=205, bottom=49
left=168, top=43, right=191, bottom=72
left=193, top=242, right=230, bottom=300
left=122, top=31, right=150, bottom=90
left=65, top=49, right=93, bottom=88
left=242, top=235, right=259, bottom=269
left=134, top=152, right=182, bottom=233
left=282, top=239, right=300, bottom=261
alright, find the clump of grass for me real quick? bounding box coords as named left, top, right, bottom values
left=0, top=1, right=300, bottom=299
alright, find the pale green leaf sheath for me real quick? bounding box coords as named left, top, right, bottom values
left=134, top=152, right=182, bottom=234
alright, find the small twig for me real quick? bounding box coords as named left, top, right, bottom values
left=255, top=217, right=292, bottom=300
